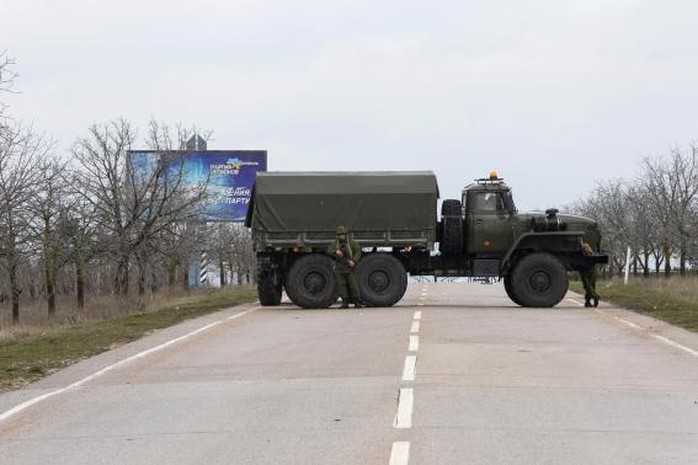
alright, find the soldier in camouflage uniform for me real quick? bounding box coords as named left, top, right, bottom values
left=332, top=226, right=362, bottom=308
left=580, top=239, right=600, bottom=308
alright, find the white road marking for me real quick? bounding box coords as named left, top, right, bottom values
left=652, top=335, right=698, bottom=357
left=389, top=442, right=410, bottom=465
left=410, top=321, right=421, bottom=333
left=402, top=355, right=417, bottom=381
left=409, top=335, right=419, bottom=352
left=613, top=316, right=643, bottom=330
left=0, top=307, right=259, bottom=424
left=417, top=303, right=425, bottom=307
left=394, top=388, right=414, bottom=429
left=565, top=298, right=584, bottom=307
left=413, top=311, right=422, bottom=320
left=591, top=309, right=697, bottom=357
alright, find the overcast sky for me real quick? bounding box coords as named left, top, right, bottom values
left=2, top=0, right=698, bottom=210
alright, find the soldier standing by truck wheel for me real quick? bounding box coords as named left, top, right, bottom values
left=580, top=239, right=600, bottom=308
left=332, top=226, right=363, bottom=308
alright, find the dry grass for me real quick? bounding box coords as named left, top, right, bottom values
left=0, top=286, right=258, bottom=391
left=570, top=276, right=698, bottom=332
left=637, top=275, right=698, bottom=302
left=0, top=287, right=233, bottom=339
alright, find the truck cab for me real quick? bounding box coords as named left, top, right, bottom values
left=436, top=172, right=608, bottom=306
left=463, top=174, right=518, bottom=259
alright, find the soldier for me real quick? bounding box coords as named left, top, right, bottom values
left=580, top=239, right=600, bottom=308
left=332, top=226, right=362, bottom=308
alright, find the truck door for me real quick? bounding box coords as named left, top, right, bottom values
left=466, top=191, right=515, bottom=256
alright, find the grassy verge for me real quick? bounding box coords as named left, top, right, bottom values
left=0, top=287, right=258, bottom=392
left=569, top=280, right=698, bottom=332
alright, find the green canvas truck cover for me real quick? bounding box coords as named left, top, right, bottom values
left=246, top=171, right=439, bottom=248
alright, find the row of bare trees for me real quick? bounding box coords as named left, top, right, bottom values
left=570, top=144, right=698, bottom=277
left=1, top=54, right=256, bottom=325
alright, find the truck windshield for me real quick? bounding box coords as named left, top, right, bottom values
left=476, top=193, right=497, bottom=212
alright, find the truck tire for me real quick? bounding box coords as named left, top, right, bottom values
left=503, top=273, right=523, bottom=306
left=357, top=254, right=408, bottom=307
left=441, top=199, right=462, bottom=217
left=440, top=199, right=463, bottom=257
left=440, top=216, right=464, bottom=257
left=258, top=272, right=282, bottom=306
left=285, top=254, right=339, bottom=309
left=510, top=253, right=568, bottom=307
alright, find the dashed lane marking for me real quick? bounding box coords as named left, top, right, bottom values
left=410, top=321, right=421, bottom=333
left=394, top=388, right=414, bottom=429
left=413, top=311, right=422, bottom=320
left=402, top=355, right=417, bottom=381
left=389, top=442, right=410, bottom=465
left=0, top=307, right=260, bottom=424
left=409, top=335, right=419, bottom=352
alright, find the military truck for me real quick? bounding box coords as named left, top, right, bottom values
left=244, top=171, right=608, bottom=308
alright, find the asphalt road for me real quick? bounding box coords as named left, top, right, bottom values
left=1, top=282, right=697, bottom=465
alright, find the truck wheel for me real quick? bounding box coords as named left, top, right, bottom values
left=357, top=254, right=407, bottom=307
left=441, top=199, right=463, bottom=217
left=285, top=254, right=338, bottom=309
left=440, top=199, right=463, bottom=257
left=440, top=216, right=464, bottom=257
left=258, top=273, right=282, bottom=306
left=503, top=273, right=523, bottom=306
left=441, top=199, right=462, bottom=217
left=510, top=253, right=568, bottom=307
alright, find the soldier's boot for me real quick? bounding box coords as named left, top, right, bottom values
left=592, top=296, right=599, bottom=307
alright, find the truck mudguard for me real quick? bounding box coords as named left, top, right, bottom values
left=502, top=231, right=584, bottom=271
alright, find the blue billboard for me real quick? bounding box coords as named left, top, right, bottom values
left=130, top=150, right=267, bottom=222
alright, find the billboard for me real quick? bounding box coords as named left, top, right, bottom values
left=129, top=150, right=267, bottom=222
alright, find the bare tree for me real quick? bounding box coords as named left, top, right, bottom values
left=154, top=221, right=199, bottom=290
left=626, top=186, right=662, bottom=276
left=667, top=145, right=698, bottom=274
left=572, top=180, right=632, bottom=276
left=225, top=224, right=255, bottom=285
left=132, top=121, right=209, bottom=295
left=0, top=51, right=18, bottom=120
left=641, top=146, right=698, bottom=275
left=572, top=144, right=698, bottom=278
left=28, top=157, right=69, bottom=317
left=71, top=119, right=135, bottom=294
left=72, top=119, right=209, bottom=296
left=60, top=193, right=99, bottom=309
left=0, top=123, right=49, bottom=324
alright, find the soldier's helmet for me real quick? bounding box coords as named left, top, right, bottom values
left=336, top=225, right=348, bottom=235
